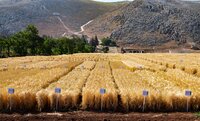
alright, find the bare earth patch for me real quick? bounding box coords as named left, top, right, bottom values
left=0, top=111, right=199, bottom=121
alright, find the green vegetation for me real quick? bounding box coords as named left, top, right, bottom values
left=89, top=35, right=99, bottom=48
left=195, top=112, right=200, bottom=118
left=0, top=25, right=95, bottom=58
left=101, top=37, right=116, bottom=46
left=102, top=46, right=109, bottom=53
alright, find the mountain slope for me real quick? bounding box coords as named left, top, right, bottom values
left=84, top=0, right=200, bottom=49
left=0, top=0, right=123, bottom=37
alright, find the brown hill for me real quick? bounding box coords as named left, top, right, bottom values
left=84, top=0, right=200, bottom=50
left=0, top=0, right=123, bottom=37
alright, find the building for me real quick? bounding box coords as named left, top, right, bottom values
left=121, top=47, right=154, bottom=53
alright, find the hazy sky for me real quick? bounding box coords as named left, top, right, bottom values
left=93, top=0, right=133, bottom=2
left=93, top=0, right=199, bottom=2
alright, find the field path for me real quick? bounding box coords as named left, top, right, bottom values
left=109, top=61, right=120, bottom=95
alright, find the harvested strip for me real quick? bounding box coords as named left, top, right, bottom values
left=16, top=61, right=69, bottom=69
left=122, top=60, right=144, bottom=71
left=110, top=61, right=127, bottom=69
left=123, top=55, right=167, bottom=72
left=75, top=61, right=96, bottom=70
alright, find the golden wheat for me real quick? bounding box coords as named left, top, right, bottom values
left=1, top=54, right=200, bottom=112
left=82, top=61, right=118, bottom=110
left=38, top=61, right=96, bottom=111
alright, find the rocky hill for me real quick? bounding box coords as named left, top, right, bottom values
left=84, top=0, right=200, bottom=50
left=0, top=0, right=123, bottom=37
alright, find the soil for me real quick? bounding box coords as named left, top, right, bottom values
left=0, top=111, right=199, bottom=121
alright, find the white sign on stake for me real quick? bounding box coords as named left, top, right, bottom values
left=55, top=88, right=61, bottom=94
left=142, top=90, right=148, bottom=112
left=100, top=88, right=106, bottom=111
left=143, top=90, right=148, bottom=96
left=55, top=88, right=61, bottom=112
left=185, top=90, right=192, bottom=96
left=8, top=88, right=14, bottom=94
left=185, top=90, right=192, bottom=112
left=100, top=88, right=106, bottom=94
left=8, top=88, right=14, bottom=112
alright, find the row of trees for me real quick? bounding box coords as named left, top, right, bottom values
left=0, top=25, right=96, bottom=58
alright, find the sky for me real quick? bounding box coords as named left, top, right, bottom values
left=93, top=0, right=199, bottom=2
left=93, top=0, right=133, bottom=2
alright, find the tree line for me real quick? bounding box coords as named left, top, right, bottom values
left=0, top=25, right=98, bottom=58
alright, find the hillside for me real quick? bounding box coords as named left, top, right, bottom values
left=0, top=0, right=123, bottom=37
left=84, top=0, right=200, bottom=50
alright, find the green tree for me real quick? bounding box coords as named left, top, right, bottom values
left=74, top=37, right=86, bottom=53
left=0, top=25, right=96, bottom=58
left=81, top=35, right=87, bottom=43
left=24, top=24, right=42, bottom=55
left=0, top=37, right=5, bottom=57
left=4, top=37, right=13, bottom=57
left=102, top=46, right=109, bottom=53
left=110, top=41, right=117, bottom=46
left=43, top=37, right=56, bottom=55
left=12, top=31, right=29, bottom=56
left=89, top=37, right=99, bottom=47
left=101, top=37, right=112, bottom=46
left=95, top=35, right=99, bottom=45
left=55, top=37, right=75, bottom=54
left=66, top=38, right=75, bottom=54
left=84, top=44, right=95, bottom=52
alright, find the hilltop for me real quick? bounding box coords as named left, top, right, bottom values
left=84, top=0, right=200, bottom=50
left=0, top=0, right=124, bottom=37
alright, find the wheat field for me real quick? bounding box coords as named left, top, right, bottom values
left=0, top=53, right=200, bottom=112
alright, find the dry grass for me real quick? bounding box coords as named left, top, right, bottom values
left=1, top=54, right=200, bottom=112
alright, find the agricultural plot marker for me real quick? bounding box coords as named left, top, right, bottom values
left=8, top=88, right=14, bottom=112
left=55, top=88, right=61, bottom=112
left=81, top=65, right=84, bottom=70
left=142, top=90, right=148, bottom=112
left=137, top=65, right=143, bottom=69
left=185, top=90, right=192, bottom=112
left=100, top=88, right=106, bottom=111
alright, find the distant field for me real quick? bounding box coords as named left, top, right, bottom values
left=0, top=53, right=200, bottom=113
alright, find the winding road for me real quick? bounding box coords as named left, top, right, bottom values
left=41, top=3, right=93, bottom=37
left=56, top=13, right=93, bottom=36
left=80, top=20, right=93, bottom=33
left=57, top=16, right=75, bottom=36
